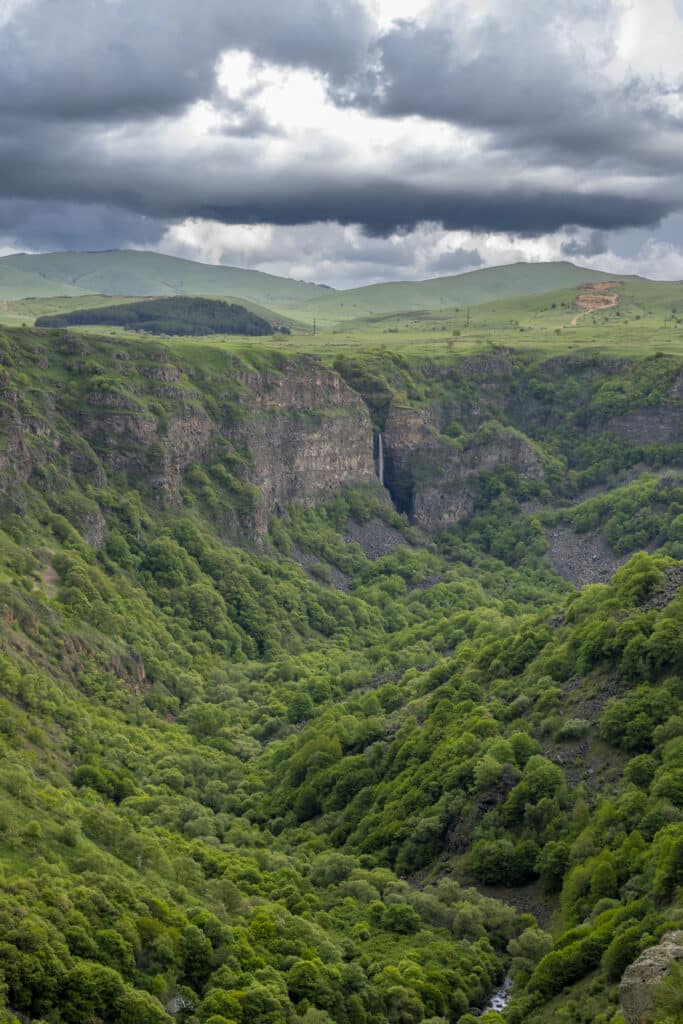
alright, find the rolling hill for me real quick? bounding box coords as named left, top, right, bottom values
left=288, top=260, right=642, bottom=324
left=0, top=260, right=92, bottom=300
left=0, top=249, right=332, bottom=307
left=0, top=251, right=665, bottom=330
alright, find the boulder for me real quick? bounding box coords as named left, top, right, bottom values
left=619, top=931, right=683, bottom=1024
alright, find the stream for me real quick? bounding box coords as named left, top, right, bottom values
left=484, top=974, right=512, bottom=1012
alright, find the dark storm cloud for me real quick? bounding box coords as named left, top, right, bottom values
left=561, top=231, right=609, bottom=259
left=0, top=0, right=372, bottom=120
left=0, top=200, right=162, bottom=253
left=0, top=94, right=677, bottom=240
left=0, top=111, right=673, bottom=237
left=432, top=248, right=483, bottom=273
left=0, top=0, right=682, bottom=259
left=193, top=186, right=673, bottom=236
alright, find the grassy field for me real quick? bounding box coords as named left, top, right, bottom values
left=284, top=260, right=632, bottom=325
left=3, top=274, right=682, bottom=360
left=0, top=249, right=330, bottom=306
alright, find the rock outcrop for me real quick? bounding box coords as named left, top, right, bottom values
left=0, top=340, right=379, bottom=537
left=383, top=405, right=543, bottom=531
left=1, top=332, right=681, bottom=545
left=619, top=932, right=683, bottom=1024
left=607, top=409, right=682, bottom=444
left=233, top=364, right=377, bottom=533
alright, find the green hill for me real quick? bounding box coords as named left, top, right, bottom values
left=0, top=250, right=332, bottom=308
left=0, top=253, right=647, bottom=324
left=35, top=297, right=284, bottom=337
left=337, top=277, right=683, bottom=336
left=0, top=261, right=90, bottom=300
left=289, top=261, right=640, bottom=325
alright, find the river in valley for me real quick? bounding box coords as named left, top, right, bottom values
left=484, top=974, right=513, bottom=1012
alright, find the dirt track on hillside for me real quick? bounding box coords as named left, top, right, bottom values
left=570, top=282, right=620, bottom=325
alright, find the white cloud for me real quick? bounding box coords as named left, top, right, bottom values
left=0, top=0, right=31, bottom=29
left=366, top=0, right=434, bottom=28
left=582, top=239, right=683, bottom=279
left=154, top=217, right=683, bottom=288
left=614, top=0, right=683, bottom=78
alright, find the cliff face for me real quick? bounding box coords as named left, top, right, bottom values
left=383, top=405, right=544, bottom=530
left=0, top=334, right=379, bottom=539
left=607, top=408, right=682, bottom=444
left=1, top=331, right=681, bottom=544
left=231, top=365, right=377, bottom=533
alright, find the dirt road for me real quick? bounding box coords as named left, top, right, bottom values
left=569, top=282, right=620, bottom=326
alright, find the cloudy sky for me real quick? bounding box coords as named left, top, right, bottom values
left=1, top=0, right=683, bottom=287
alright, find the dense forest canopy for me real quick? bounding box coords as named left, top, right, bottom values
left=0, top=324, right=680, bottom=1024
left=35, top=297, right=287, bottom=337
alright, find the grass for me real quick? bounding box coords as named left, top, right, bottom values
left=284, top=260, right=633, bottom=325
left=3, top=276, right=682, bottom=360
left=0, top=249, right=330, bottom=307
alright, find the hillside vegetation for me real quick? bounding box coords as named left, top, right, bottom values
left=6, top=269, right=682, bottom=364
left=0, top=322, right=681, bottom=1024
left=285, top=262, right=633, bottom=326
left=35, top=297, right=283, bottom=337
left=0, top=251, right=331, bottom=308
left=0, top=252, right=652, bottom=327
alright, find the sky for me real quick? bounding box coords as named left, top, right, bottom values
left=1, top=0, right=683, bottom=288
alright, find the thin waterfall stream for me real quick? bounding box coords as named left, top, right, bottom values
left=376, top=432, right=384, bottom=486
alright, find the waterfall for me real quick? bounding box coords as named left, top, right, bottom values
left=376, top=432, right=384, bottom=486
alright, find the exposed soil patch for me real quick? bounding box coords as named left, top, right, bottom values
left=544, top=524, right=629, bottom=586
left=559, top=673, right=622, bottom=722
left=446, top=767, right=519, bottom=855
left=569, top=282, right=620, bottom=326
left=344, top=517, right=408, bottom=559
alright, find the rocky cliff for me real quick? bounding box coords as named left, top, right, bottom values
left=619, top=932, right=683, bottom=1024
left=0, top=329, right=681, bottom=545
left=0, top=331, right=378, bottom=539
left=383, top=405, right=544, bottom=530
left=231, top=363, right=377, bottom=533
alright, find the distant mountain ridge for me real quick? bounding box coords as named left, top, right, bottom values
left=0, top=249, right=648, bottom=322
left=0, top=249, right=331, bottom=307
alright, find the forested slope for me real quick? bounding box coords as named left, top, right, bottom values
left=0, top=325, right=681, bottom=1024
left=34, top=297, right=283, bottom=337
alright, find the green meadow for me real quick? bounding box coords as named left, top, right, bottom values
left=4, top=275, right=681, bottom=361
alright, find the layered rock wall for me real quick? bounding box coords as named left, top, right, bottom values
left=1, top=332, right=681, bottom=543
left=232, top=365, right=377, bottom=533
left=383, top=405, right=544, bottom=530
